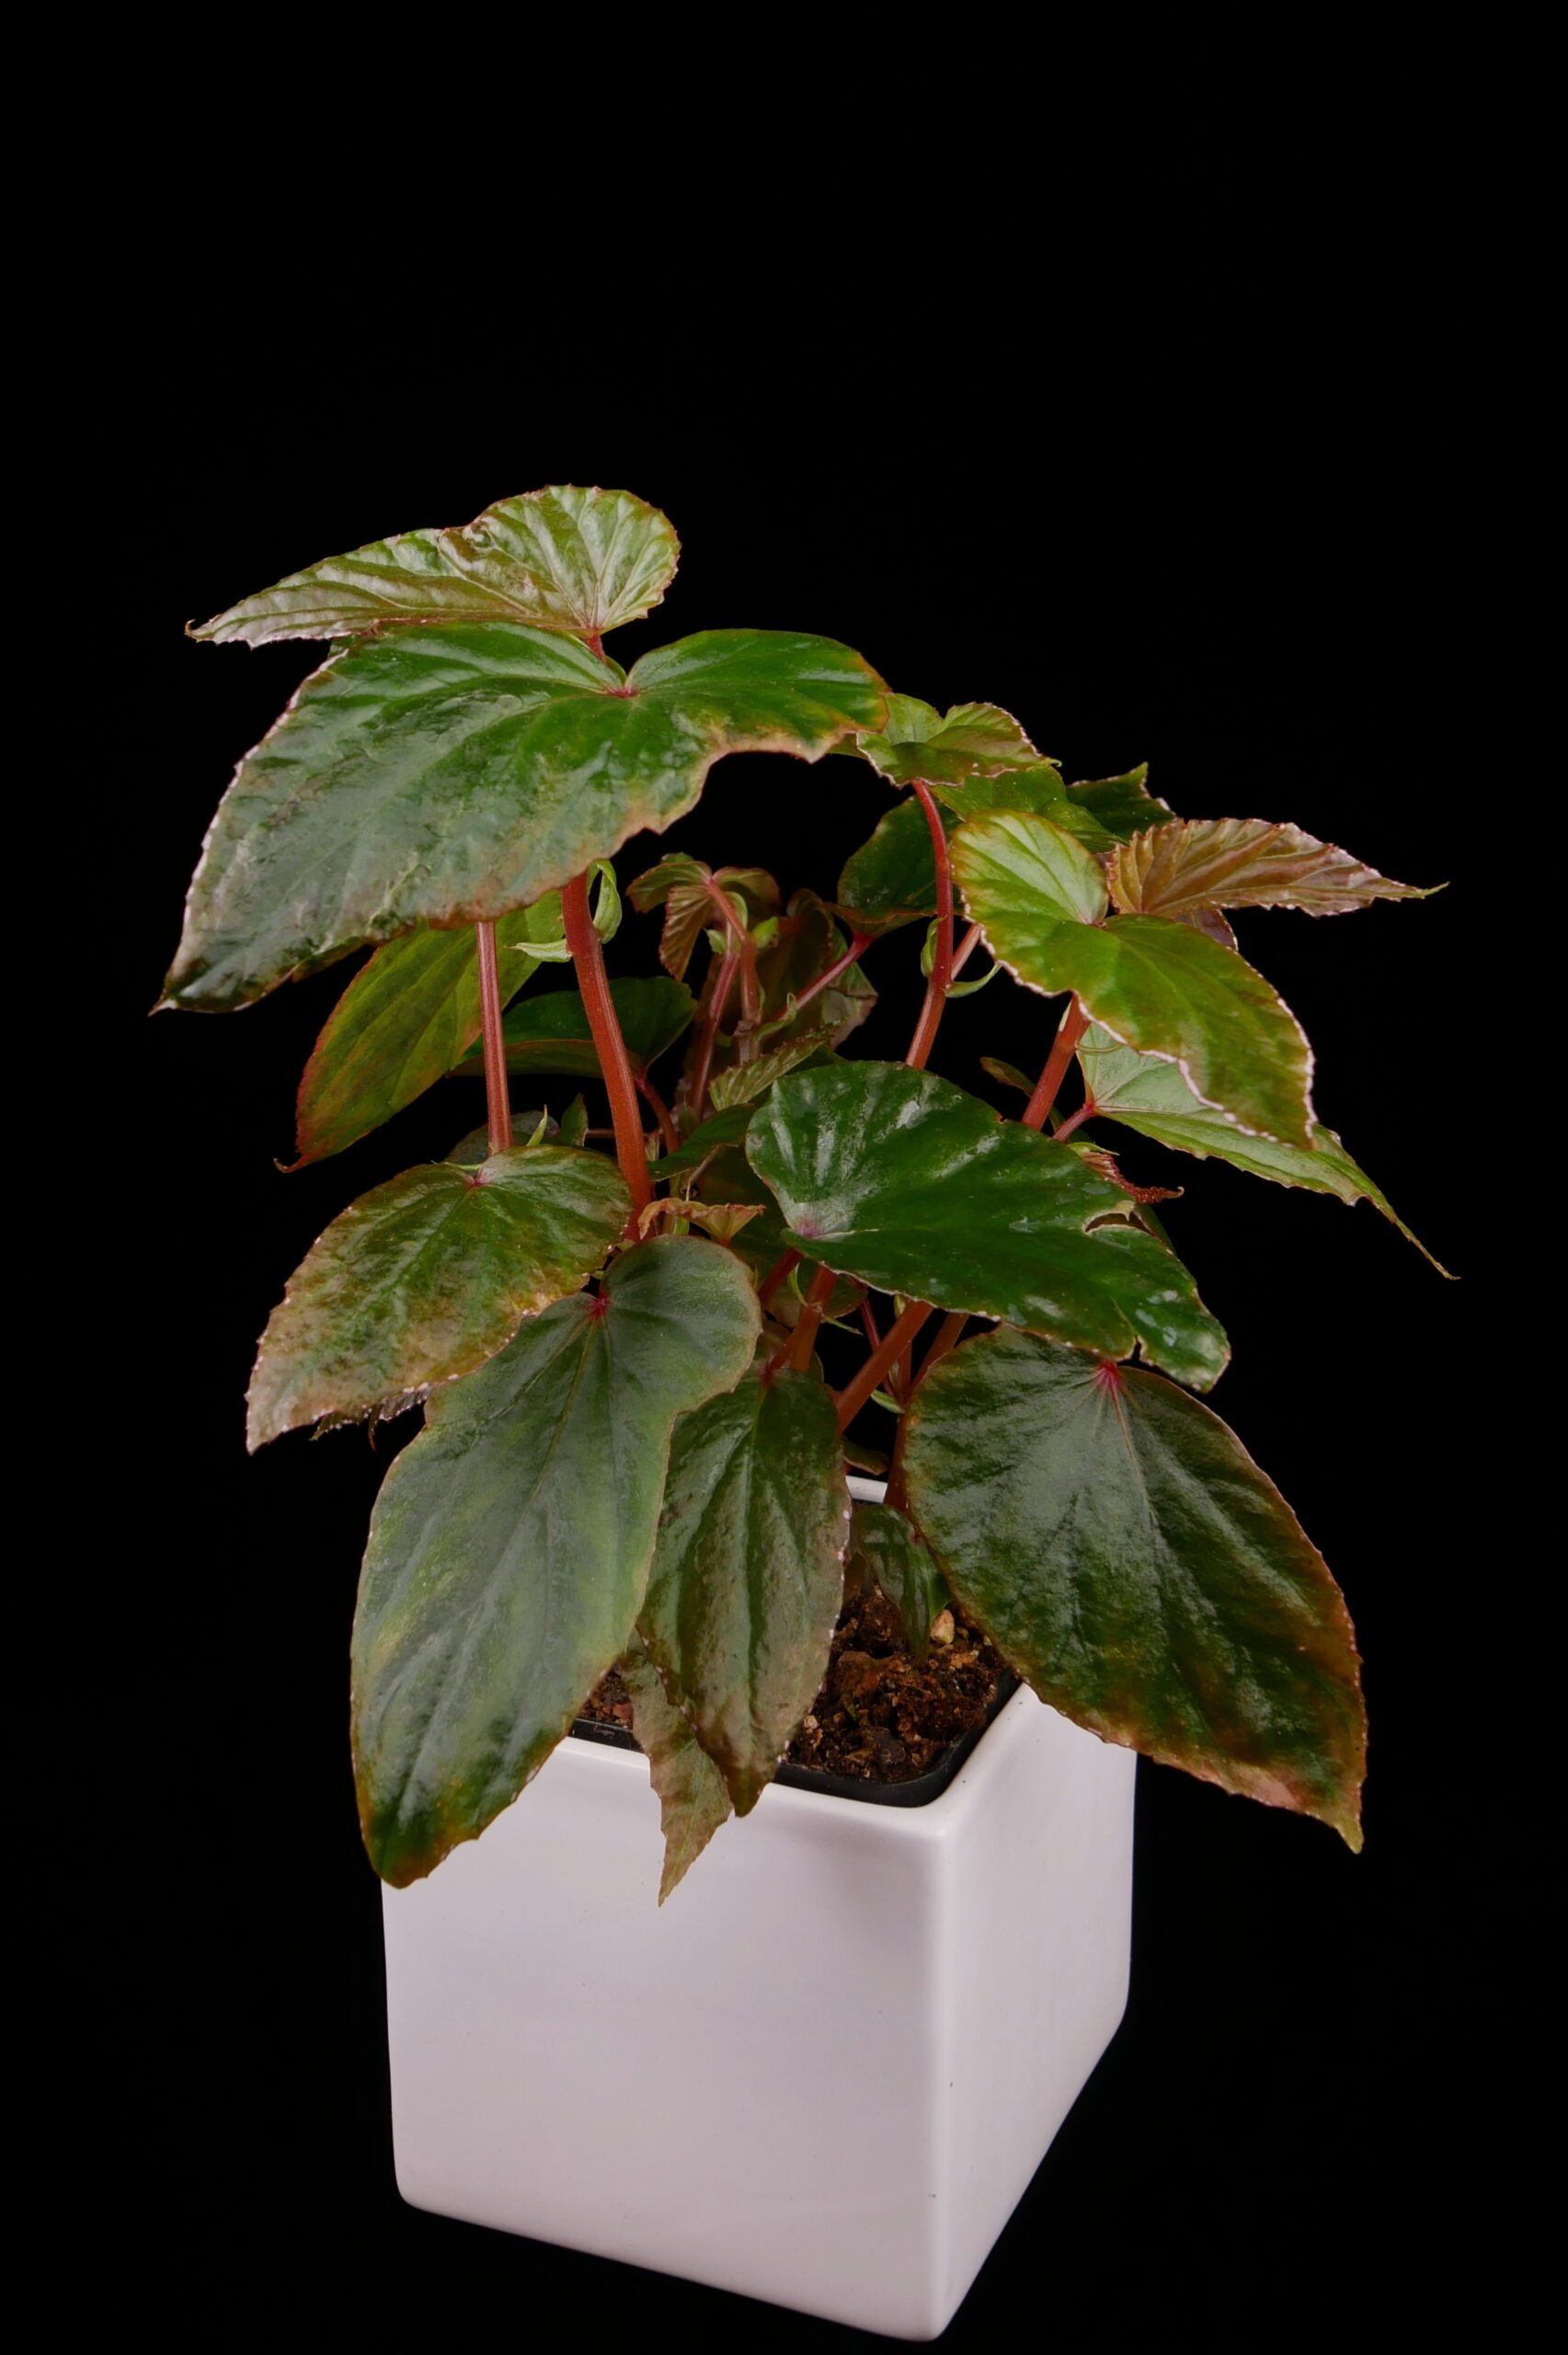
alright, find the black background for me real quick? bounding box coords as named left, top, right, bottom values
left=49, top=169, right=1536, bottom=2340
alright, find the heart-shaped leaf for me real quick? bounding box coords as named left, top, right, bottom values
left=1076, top=1024, right=1448, bottom=1269
left=190, top=484, right=680, bottom=646
left=639, top=1367, right=849, bottom=1811
left=451, top=975, right=696, bottom=1080
left=903, top=1329, right=1366, bottom=1847
left=246, top=1144, right=631, bottom=1448
left=953, top=809, right=1315, bottom=1145
left=294, top=902, right=561, bottom=1166
left=746, top=1061, right=1228, bottom=1388
left=351, top=1236, right=760, bottom=1885
left=163, top=626, right=887, bottom=1012
left=618, top=1637, right=734, bottom=1901
left=853, top=694, right=1042, bottom=788
left=1108, top=817, right=1439, bottom=920
left=847, top=1500, right=950, bottom=1663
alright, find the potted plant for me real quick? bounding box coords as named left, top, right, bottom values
left=164, top=484, right=1445, bottom=2339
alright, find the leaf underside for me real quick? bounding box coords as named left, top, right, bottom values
left=1108, top=816, right=1436, bottom=920
left=746, top=1061, right=1229, bottom=1389
left=351, top=1237, right=760, bottom=1886
left=247, top=1145, right=631, bottom=1448
left=903, top=1328, right=1366, bottom=1845
left=618, top=1637, right=734, bottom=1901
left=164, top=627, right=887, bottom=1012
left=191, top=484, right=681, bottom=645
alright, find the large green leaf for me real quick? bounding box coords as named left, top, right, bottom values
left=903, top=1329, right=1366, bottom=1846
left=451, top=975, right=696, bottom=1079
left=163, top=627, right=887, bottom=1012
left=853, top=694, right=1042, bottom=788
left=1076, top=1024, right=1448, bottom=1269
left=618, top=1638, right=734, bottom=1901
left=848, top=1499, right=950, bottom=1663
left=1108, top=817, right=1437, bottom=919
left=190, top=484, right=680, bottom=645
left=294, top=901, right=560, bottom=1166
left=952, top=809, right=1315, bottom=1145
left=246, top=1144, right=630, bottom=1448
left=639, top=1368, right=848, bottom=1811
left=746, top=1062, right=1228, bottom=1388
left=351, top=1236, right=760, bottom=1884
left=931, top=761, right=1173, bottom=853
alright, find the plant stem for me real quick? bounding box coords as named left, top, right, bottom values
left=635, top=1072, right=680, bottom=1156
left=790, top=929, right=875, bottom=1019
left=475, top=921, right=512, bottom=1158
left=912, top=1311, right=968, bottom=1388
left=949, top=920, right=984, bottom=980
left=562, top=870, right=653, bottom=1219
left=903, top=779, right=955, bottom=1072
left=686, top=943, right=739, bottom=1120
left=707, top=881, right=761, bottom=1060
left=758, top=1247, right=802, bottom=1310
left=835, top=1299, right=934, bottom=1430
left=1051, top=1100, right=1096, bottom=1143
left=1022, top=996, right=1090, bottom=1132
left=781, top=1263, right=838, bottom=1374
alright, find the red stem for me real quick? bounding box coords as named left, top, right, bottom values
left=903, top=779, right=954, bottom=1072
left=686, top=943, right=739, bottom=1120
left=707, top=881, right=761, bottom=1058
left=758, top=1247, right=803, bottom=1311
left=835, top=1300, right=934, bottom=1430
left=475, top=921, right=512, bottom=1157
left=773, top=1263, right=837, bottom=1376
left=790, top=930, right=875, bottom=1020
left=1051, top=1099, right=1096, bottom=1143
left=635, top=1072, right=680, bottom=1156
left=950, top=921, right=983, bottom=980
left=912, top=1311, right=968, bottom=1390
left=562, top=871, right=653, bottom=1219
left=1023, top=997, right=1090, bottom=1132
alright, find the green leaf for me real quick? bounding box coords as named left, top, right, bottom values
left=848, top=1500, right=950, bottom=1664
left=754, top=890, right=876, bottom=1043
left=618, top=1638, right=734, bottom=1901
left=1076, top=1024, right=1448, bottom=1271
left=639, top=1368, right=849, bottom=1811
left=628, top=856, right=779, bottom=982
left=558, top=1094, right=589, bottom=1148
left=351, top=1235, right=760, bottom=1885
left=853, top=694, right=1042, bottom=788
left=163, top=626, right=887, bottom=1012
left=190, top=484, right=680, bottom=645
left=746, top=1062, right=1228, bottom=1388
left=293, top=901, right=561, bottom=1166
left=452, top=976, right=696, bottom=1079
left=707, top=1028, right=837, bottom=1111
left=445, top=1111, right=555, bottom=1164
left=979, top=1054, right=1035, bottom=1096
left=931, top=761, right=1172, bottom=855
left=1108, top=816, right=1440, bottom=920
left=952, top=810, right=1315, bottom=1145
left=903, top=1330, right=1366, bottom=1847
left=834, top=797, right=946, bottom=935
left=650, top=1103, right=756, bottom=1177
left=246, top=1145, right=631, bottom=1448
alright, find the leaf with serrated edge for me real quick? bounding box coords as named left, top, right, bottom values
left=294, top=901, right=560, bottom=1166
left=163, top=627, right=887, bottom=1012
left=1109, top=817, right=1439, bottom=920
left=903, top=1330, right=1366, bottom=1846
left=639, top=1367, right=848, bottom=1812
left=952, top=809, right=1315, bottom=1145
left=247, top=1146, right=630, bottom=1448
left=708, top=1028, right=837, bottom=1111
left=848, top=1501, right=949, bottom=1664
left=1077, top=1024, right=1449, bottom=1270
left=853, top=695, right=1042, bottom=788
left=746, top=1062, right=1228, bottom=1388
left=190, top=485, right=679, bottom=645
left=931, top=761, right=1173, bottom=855
left=351, top=1237, right=760, bottom=1885
left=628, top=854, right=715, bottom=981
left=452, top=976, right=695, bottom=1080
left=618, top=1638, right=734, bottom=1901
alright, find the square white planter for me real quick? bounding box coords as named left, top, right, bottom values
left=382, top=1680, right=1136, bottom=2339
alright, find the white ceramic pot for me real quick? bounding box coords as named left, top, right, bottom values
left=380, top=1488, right=1136, bottom=2341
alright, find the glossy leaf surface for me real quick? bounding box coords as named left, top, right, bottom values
left=835, top=797, right=946, bottom=934
left=191, top=484, right=680, bottom=645
left=639, top=1369, right=848, bottom=1811
left=904, top=1330, right=1366, bottom=1846
left=294, top=902, right=560, bottom=1166
left=953, top=810, right=1315, bottom=1145
left=848, top=1500, right=949, bottom=1663
left=1077, top=1025, right=1447, bottom=1269
left=452, top=976, right=695, bottom=1079
left=247, top=1145, right=629, bottom=1447
left=1108, top=817, right=1436, bottom=919
left=932, top=761, right=1173, bottom=853
left=618, top=1639, right=733, bottom=1901
left=747, top=1062, right=1228, bottom=1387
left=164, top=627, right=886, bottom=1012
left=853, top=695, right=1041, bottom=788
left=351, top=1237, right=759, bottom=1884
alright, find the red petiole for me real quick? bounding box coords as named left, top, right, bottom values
left=562, top=870, right=653, bottom=1222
